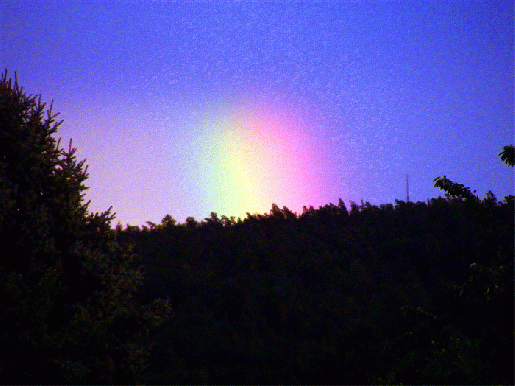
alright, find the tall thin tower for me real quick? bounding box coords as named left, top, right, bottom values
left=406, top=174, right=410, bottom=202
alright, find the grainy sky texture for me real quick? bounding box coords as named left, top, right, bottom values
left=2, top=0, right=513, bottom=226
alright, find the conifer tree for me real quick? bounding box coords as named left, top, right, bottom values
left=0, top=70, right=169, bottom=384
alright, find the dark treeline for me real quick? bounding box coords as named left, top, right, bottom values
left=119, top=195, right=514, bottom=384
left=2, top=70, right=513, bottom=384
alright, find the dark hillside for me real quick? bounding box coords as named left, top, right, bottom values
left=119, top=197, right=514, bottom=384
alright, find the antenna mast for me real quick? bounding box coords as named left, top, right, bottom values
left=406, top=174, right=410, bottom=202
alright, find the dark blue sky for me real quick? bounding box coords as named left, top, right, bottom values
left=2, top=0, right=513, bottom=225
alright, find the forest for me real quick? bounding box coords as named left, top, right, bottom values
left=1, top=70, right=513, bottom=384
left=120, top=193, right=514, bottom=384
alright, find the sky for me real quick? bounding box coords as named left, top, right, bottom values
left=2, top=0, right=513, bottom=226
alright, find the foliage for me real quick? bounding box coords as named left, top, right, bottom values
left=119, top=191, right=513, bottom=384
left=499, top=144, right=514, bottom=167
left=3, top=69, right=511, bottom=384
left=0, top=70, right=169, bottom=384
left=433, top=176, right=478, bottom=202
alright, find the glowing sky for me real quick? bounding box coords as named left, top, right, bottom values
left=2, top=0, right=513, bottom=225
left=191, top=95, right=334, bottom=219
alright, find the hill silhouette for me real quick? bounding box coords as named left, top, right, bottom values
left=2, top=69, right=512, bottom=384
left=119, top=195, right=514, bottom=384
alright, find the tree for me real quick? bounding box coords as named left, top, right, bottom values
left=499, top=144, right=514, bottom=167
left=433, top=176, right=478, bottom=202
left=0, top=70, right=169, bottom=384
left=435, top=145, right=514, bottom=199
left=161, top=214, right=177, bottom=228
left=429, top=145, right=515, bottom=384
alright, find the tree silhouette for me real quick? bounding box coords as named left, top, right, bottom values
left=434, top=145, right=514, bottom=200
left=433, top=176, right=478, bottom=201
left=499, top=144, right=514, bottom=167
left=0, top=70, right=169, bottom=384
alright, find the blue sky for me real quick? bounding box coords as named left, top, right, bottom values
left=2, top=0, right=513, bottom=226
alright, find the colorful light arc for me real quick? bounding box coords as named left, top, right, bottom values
left=191, top=97, right=331, bottom=220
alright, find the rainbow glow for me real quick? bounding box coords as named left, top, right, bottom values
left=188, top=95, right=336, bottom=220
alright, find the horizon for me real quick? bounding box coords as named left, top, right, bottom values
left=2, top=0, right=513, bottom=226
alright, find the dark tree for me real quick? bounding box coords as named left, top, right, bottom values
left=499, top=144, right=514, bottom=167
left=433, top=176, right=478, bottom=202
left=0, top=70, right=169, bottom=384
left=435, top=144, right=514, bottom=199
